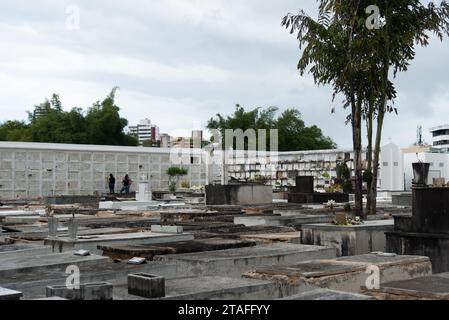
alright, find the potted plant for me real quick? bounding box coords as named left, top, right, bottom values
left=166, top=166, right=188, bottom=193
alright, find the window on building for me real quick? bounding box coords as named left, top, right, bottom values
left=394, top=162, right=399, bottom=167
left=440, top=163, right=445, bottom=167
left=430, top=162, right=434, bottom=167
left=383, top=162, right=388, bottom=167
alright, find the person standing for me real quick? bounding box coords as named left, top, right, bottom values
left=108, top=174, right=116, bottom=194
left=120, top=174, right=132, bottom=194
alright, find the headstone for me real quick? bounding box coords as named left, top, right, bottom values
left=128, top=273, right=165, bottom=298
left=294, top=176, right=314, bottom=194
left=67, top=218, right=79, bottom=239
left=136, top=174, right=152, bottom=202
left=48, top=216, right=59, bottom=237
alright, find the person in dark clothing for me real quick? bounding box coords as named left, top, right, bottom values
left=108, top=174, right=116, bottom=194
left=120, top=174, right=132, bottom=194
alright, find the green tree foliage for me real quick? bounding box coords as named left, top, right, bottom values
left=0, top=88, right=139, bottom=146
left=0, top=121, right=30, bottom=141
left=207, top=105, right=336, bottom=151
left=282, top=0, right=449, bottom=217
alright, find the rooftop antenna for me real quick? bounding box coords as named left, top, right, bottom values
left=416, top=125, right=423, bottom=146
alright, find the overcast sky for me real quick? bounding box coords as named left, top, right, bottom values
left=0, top=0, right=448, bottom=148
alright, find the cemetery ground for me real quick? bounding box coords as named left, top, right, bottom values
left=0, top=179, right=448, bottom=301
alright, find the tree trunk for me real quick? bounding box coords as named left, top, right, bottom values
left=365, top=101, right=374, bottom=215
left=351, top=94, right=364, bottom=218
left=370, top=108, right=385, bottom=216
left=369, top=1, right=390, bottom=216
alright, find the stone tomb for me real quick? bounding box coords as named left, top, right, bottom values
left=154, top=243, right=336, bottom=277
left=244, top=253, right=432, bottom=294
left=234, top=214, right=333, bottom=228
left=98, top=238, right=256, bottom=261
left=205, top=184, right=273, bottom=206
left=302, top=220, right=394, bottom=256
left=387, top=187, right=449, bottom=273
left=44, top=231, right=194, bottom=254
left=115, top=276, right=282, bottom=300
left=288, top=176, right=349, bottom=204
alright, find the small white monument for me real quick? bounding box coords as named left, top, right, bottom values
left=136, top=173, right=152, bottom=202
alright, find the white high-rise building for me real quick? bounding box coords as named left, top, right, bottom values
left=430, top=125, right=449, bottom=151
left=129, top=119, right=160, bottom=146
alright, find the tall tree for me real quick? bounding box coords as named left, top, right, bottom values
left=207, top=105, right=336, bottom=151
left=366, top=0, right=449, bottom=215
left=282, top=0, right=449, bottom=217
left=283, top=1, right=369, bottom=216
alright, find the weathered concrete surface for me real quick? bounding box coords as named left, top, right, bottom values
left=0, top=243, right=52, bottom=259
left=1, top=260, right=179, bottom=299
left=280, top=288, right=373, bottom=300
left=234, top=214, right=333, bottom=229
left=205, top=184, right=273, bottom=206
left=44, top=231, right=195, bottom=254
left=362, top=272, right=449, bottom=300
left=244, top=253, right=432, bottom=294
left=302, top=220, right=394, bottom=256
left=240, top=232, right=302, bottom=244
left=192, top=225, right=298, bottom=240
left=99, top=238, right=256, bottom=260
left=45, top=195, right=101, bottom=205
left=3, top=225, right=135, bottom=241
left=0, top=251, right=110, bottom=279
left=47, top=282, right=113, bottom=300
left=160, top=210, right=245, bottom=224
left=0, top=287, right=23, bottom=300
left=154, top=243, right=336, bottom=277
left=116, top=276, right=282, bottom=300
left=99, top=201, right=161, bottom=211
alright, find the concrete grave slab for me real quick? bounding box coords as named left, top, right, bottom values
left=234, top=214, right=333, bottom=228
left=0, top=251, right=110, bottom=279
left=154, top=243, right=336, bottom=277
left=244, top=253, right=432, bottom=294
left=115, top=276, right=281, bottom=300
left=99, top=238, right=256, bottom=261
left=44, top=231, right=194, bottom=254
